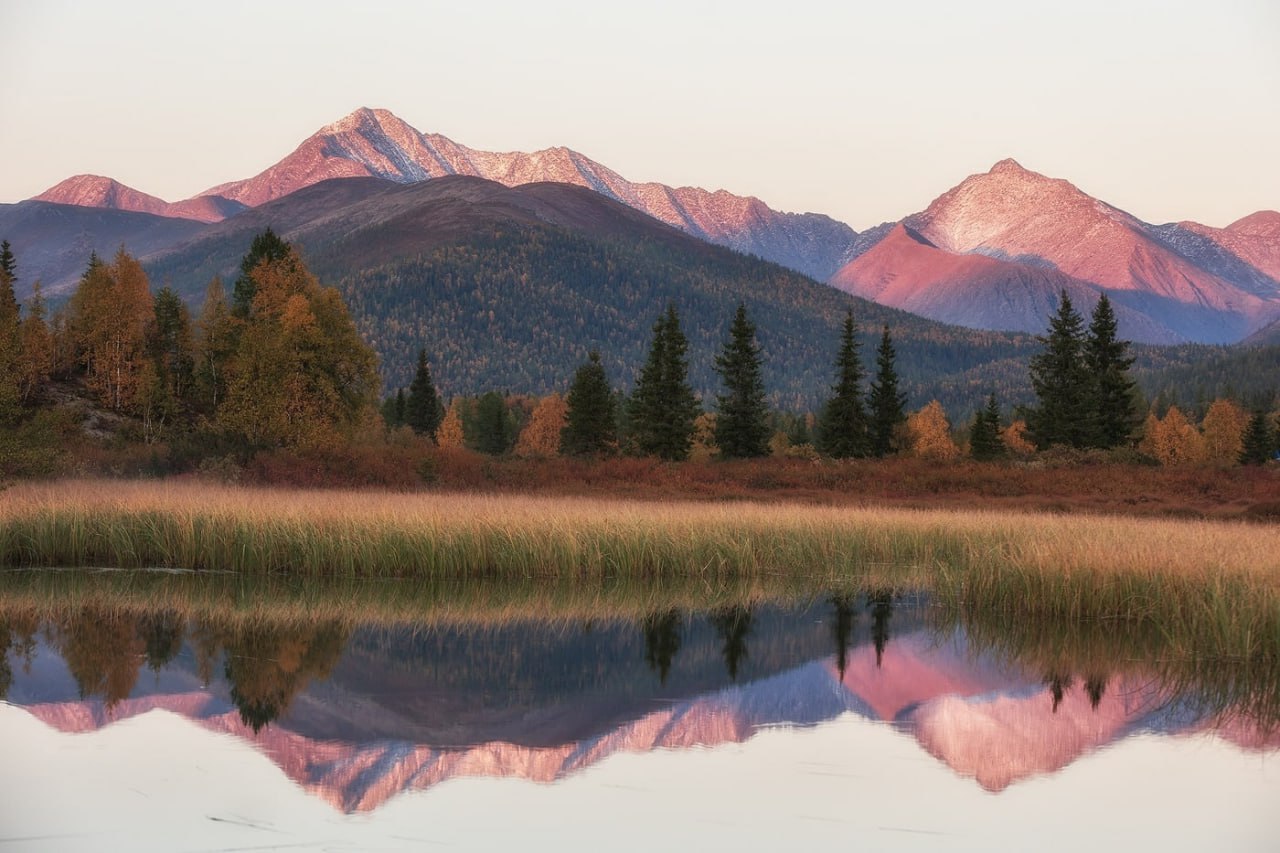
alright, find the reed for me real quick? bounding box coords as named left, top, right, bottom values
left=1, top=479, right=1276, bottom=642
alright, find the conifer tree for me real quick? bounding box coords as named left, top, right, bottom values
left=628, top=304, right=699, bottom=460
left=405, top=349, right=444, bottom=439
left=1240, top=410, right=1275, bottom=466
left=232, top=227, right=290, bottom=317
left=561, top=351, right=617, bottom=456
left=867, top=325, right=907, bottom=457
left=217, top=241, right=379, bottom=449
left=472, top=391, right=514, bottom=455
left=0, top=241, right=20, bottom=423
left=816, top=309, right=869, bottom=458
left=1083, top=294, right=1137, bottom=448
left=0, top=241, right=15, bottom=283
left=1025, top=291, right=1089, bottom=449
left=970, top=394, right=1004, bottom=461
left=713, top=303, right=770, bottom=459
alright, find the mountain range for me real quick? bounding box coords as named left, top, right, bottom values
left=9, top=106, right=1279, bottom=347
left=12, top=628, right=1274, bottom=813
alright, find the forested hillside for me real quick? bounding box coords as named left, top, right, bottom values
left=330, top=222, right=1037, bottom=413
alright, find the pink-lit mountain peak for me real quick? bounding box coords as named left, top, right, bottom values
left=36, top=174, right=169, bottom=214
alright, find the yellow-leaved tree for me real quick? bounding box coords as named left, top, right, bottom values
left=217, top=243, right=379, bottom=450
left=906, top=400, right=960, bottom=461
left=1140, top=406, right=1207, bottom=466
left=436, top=399, right=467, bottom=449
left=69, top=249, right=154, bottom=412
left=514, top=393, right=567, bottom=457
left=1201, top=399, right=1248, bottom=466
left=1000, top=419, right=1037, bottom=457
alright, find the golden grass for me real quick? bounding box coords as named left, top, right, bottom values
left=0, top=479, right=1276, bottom=653
left=1, top=478, right=1275, bottom=576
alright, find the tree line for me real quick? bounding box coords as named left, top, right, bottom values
left=4, top=229, right=1278, bottom=476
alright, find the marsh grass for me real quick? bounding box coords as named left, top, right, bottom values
left=0, top=480, right=1276, bottom=654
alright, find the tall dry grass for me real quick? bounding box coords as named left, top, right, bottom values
left=0, top=479, right=1276, bottom=655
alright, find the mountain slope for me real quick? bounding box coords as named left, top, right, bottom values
left=832, top=160, right=1280, bottom=344
left=144, top=175, right=1038, bottom=411
left=830, top=224, right=1179, bottom=342
left=35, top=174, right=244, bottom=223
left=0, top=200, right=207, bottom=298
left=197, top=107, right=859, bottom=280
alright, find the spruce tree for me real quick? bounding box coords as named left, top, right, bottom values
left=0, top=240, right=15, bottom=283
left=867, top=325, right=907, bottom=458
left=1239, top=410, right=1275, bottom=466
left=405, top=349, right=444, bottom=439
left=816, top=309, right=869, bottom=458
left=627, top=304, right=699, bottom=460
left=472, top=391, right=514, bottom=455
left=561, top=351, right=617, bottom=456
left=232, top=228, right=291, bottom=317
left=0, top=241, right=20, bottom=424
left=1084, top=294, right=1137, bottom=448
left=713, top=303, right=770, bottom=459
left=1025, top=291, right=1089, bottom=449
left=970, top=394, right=1004, bottom=461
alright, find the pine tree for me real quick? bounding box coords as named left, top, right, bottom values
left=866, top=325, right=907, bottom=457
left=561, top=351, right=617, bottom=456
left=0, top=240, right=20, bottom=423
left=1240, top=410, right=1275, bottom=466
left=405, top=349, right=445, bottom=439
left=816, top=309, right=869, bottom=458
left=1025, top=291, right=1089, bottom=449
left=970, top=394, right=1004, bottom=461
left=627, top=304, right=700, bottom=460
left=232, top=228, right=291, bottom=317
left=472, top=391, right=514, bottom=455
left=713, top=303, right=770, bottom=459
left=0, top=241, right=15, bottom=282
left=1084, top=294, right=1137, bottom=448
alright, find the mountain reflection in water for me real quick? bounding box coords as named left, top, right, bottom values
left=1, top=592, right=1276, bottom=814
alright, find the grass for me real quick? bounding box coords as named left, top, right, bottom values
left=0, top=478, right=1276, bottom=664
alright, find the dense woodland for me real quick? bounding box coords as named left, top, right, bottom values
left=2, top=230, right=1279, bottom=482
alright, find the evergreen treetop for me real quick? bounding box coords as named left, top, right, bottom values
left=561, top=350, right=617, bottom=456
left=969, top=393, right=1004, bottom=461
left=816, top=309, right=869, bottom=459
left=1239, top=410, right=1275, bottom=466
left=867, top=325, right=907, bottom=458
left=1025, top=291, right=1090, bottom=449
left=405, top=349, right=445, bottom=439
left=1084, top=294, right=1138, bottom=449
left=627, top=303, right=699, bottom=460
left=713, top=303, right=770, bottom=459
left=233, top=228, right=292, bottom=317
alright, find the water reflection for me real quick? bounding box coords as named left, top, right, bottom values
left=1, top=585, right=1277, bottom=814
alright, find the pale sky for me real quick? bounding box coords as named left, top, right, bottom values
left=1, top=0, right=1277, bottom=230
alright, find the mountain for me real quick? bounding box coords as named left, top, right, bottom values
left=12, top=630, right=1274, bottom=813
left=143, top=174, right=1038, bottom=411
left=0, top=200, right=207, bottom=298
left=833, top=160, right=1280, bottom=344
left=195, top=107, right=859, bottom=281
left=35, top=174, right=245, bottom=223
left=830, top=223, right=1179, bottom=342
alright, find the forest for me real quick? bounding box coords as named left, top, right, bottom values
left=2, top=230, right=1278, bottom=486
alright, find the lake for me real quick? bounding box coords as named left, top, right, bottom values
left=1, top=571, right=1276, bottom=851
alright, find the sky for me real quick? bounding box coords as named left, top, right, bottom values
left=0, top=0, right=1277, bottom=230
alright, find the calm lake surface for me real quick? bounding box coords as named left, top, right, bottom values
left=1, top=572, right=1276, bottom=851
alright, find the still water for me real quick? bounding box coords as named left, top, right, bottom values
left=1, top=582, right=1276, bottom=851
